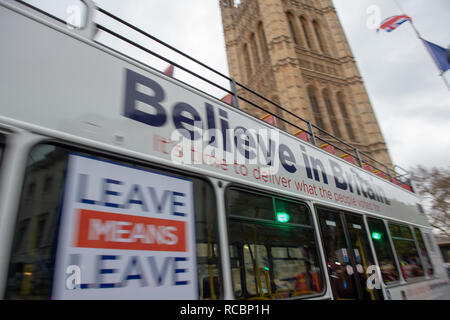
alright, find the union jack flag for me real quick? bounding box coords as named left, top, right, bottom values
left=378, top=15, right=411, bottom=32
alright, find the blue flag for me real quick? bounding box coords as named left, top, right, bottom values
left=422, top=39, right=450, bottom=73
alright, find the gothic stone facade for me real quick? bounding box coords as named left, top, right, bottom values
left=220, top=0, right=393, bottom=168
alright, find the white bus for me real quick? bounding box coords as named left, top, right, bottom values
left=0, top=0, right=448, bottom=300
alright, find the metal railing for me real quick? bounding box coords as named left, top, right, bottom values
left=93, top=7, right=414, bottom=193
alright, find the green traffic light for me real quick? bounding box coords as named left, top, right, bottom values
left=276, top=212, right=290, bottom=223
left=372, top=232, right=382, bottom=240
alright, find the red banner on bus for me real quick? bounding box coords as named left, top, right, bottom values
left=75, top=209, right=187, bottom=252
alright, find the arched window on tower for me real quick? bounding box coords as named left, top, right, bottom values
left=337, top=92, right=356, bottom=141
left=257, top=22, right=269, bottom=60
left=300, top=16, right=313, bottom=50
left=250, top=33, right=261, bottom=67
left=286, top=12, right=300, bottom=46
left=312, top=20, right=328, bottom=54
left=243, top=43, right=252, bottom=81
left=323, top=89, right=341, bottom=137
left=307, top=86, right=324, bottom=129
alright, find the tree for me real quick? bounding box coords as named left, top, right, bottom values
left=410, top=166, right=450, bottom=239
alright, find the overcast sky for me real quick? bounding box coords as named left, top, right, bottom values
left=92, top=0, right=450, bottom=171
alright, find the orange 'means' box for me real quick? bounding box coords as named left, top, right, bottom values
left=75, top=209, right=187, bottom=252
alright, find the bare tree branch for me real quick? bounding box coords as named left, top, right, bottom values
left=410, top=165, right=450, bottom=239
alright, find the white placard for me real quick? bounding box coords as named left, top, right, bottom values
left=326, top=220, right=336, bottom=227
left=52, top=154, right=197, bottom=299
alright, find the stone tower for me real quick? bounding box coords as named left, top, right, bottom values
left=220, top=0, right=393, bottom=169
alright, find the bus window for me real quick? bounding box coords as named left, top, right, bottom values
left=226, top=188, right=324, bottom=299
left=273, top=198, right=310, bottom=225
left=226, top=189, right=274, bottom=221
left=413, top=228, right=434, bottom=277
left=4, top=144, right=220, bottom=299
left=367, top=218, right=400, bottom=284
left=388, top=223, right=424, bottom=281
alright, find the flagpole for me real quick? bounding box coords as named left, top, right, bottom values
left=440, top=73, right=450, bottom=91
left=393, top=0, right=450, bottom=91
left=393, top=0, right=421, bottom=38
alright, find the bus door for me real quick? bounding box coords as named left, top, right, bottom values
left=317, top=207, right=381, bottom=300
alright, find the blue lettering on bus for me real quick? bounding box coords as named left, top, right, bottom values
left=78, top=174, right=96, bottom=205
left=123, top=68, right=391, bottom=207
left=77, top=255, right=189, bottom=289
left=234, top=126, right=257, bottom=160
left=173, top=102, right=202, bottom=140
left=97, top=255, right=120, bottom=289
left=124, top=69, right=167, bottom=127
left=76, top=174, right=188, bottom=214
left=279, top=143, right=296, bottom=173
left=218, top=108, right=231, bottom=153
left=329, top=159, right=347, bottom=190
left=121, top=256, right=148, bottom=287
left=205, top=103, right=217, bottom=146
left=102, top=178, right=123, bottom=208
left=123, top=184, right=149, bottom=211
left=309, top=156, right=328, bottom=184
left=171, top=192, right=186, bottom=217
